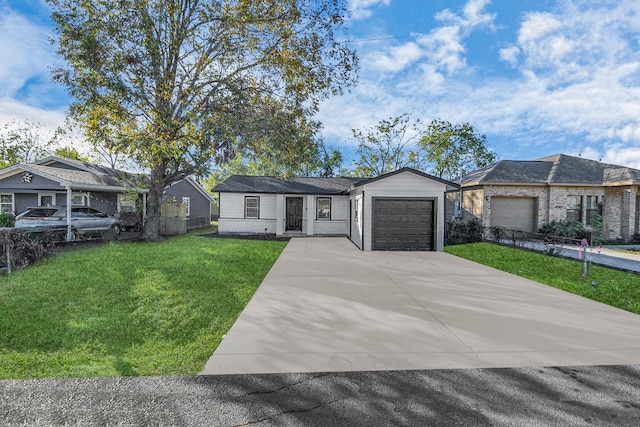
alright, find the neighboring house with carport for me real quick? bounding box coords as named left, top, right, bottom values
left=0, top=155, right=213, bottom=233
left=213, top=168, right=458, bottom=251
left=448, top=154, right=640, bottom=241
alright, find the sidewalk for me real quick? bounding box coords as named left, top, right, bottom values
left=499, top=239, right=640, bottom=273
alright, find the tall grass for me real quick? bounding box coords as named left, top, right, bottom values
left=0, top=230, right=286, bottom=379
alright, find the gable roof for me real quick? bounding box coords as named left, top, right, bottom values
left=212, top=175, right=363, bottom=195
left=35, top=156, right=144, bottom=188
left=213, top=168, right=459, bottom=195
left=165, top=176, right=216, bottom=202
left=462, top=154, right=640, bottom=187
left=351, top=167, right=459, bottom=189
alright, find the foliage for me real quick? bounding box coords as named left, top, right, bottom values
left=0, top=120, right=56, bottom=168
left=538, top=220, right=590, bottom=241
left=203, top=138, right=344, bottom=191
left=0, top=229, right=45, bottom=272
left=54, top=146, right=88, bottom=161
left=47, top=0, right=358, bottom=241
left=445, top=243, right=640, bottom=315
left=0, top=210, right=15, bottom=228
left=419, top=119, right=497, bottom=180
left=350, top=114, right=423, bottom=177
left=0, top=229, right=286, bottom=379
left=446, top=219, right=484, bottom=245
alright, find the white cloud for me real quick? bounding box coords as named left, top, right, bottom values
left=0, top=10, right=57, bottom=99
left=369, top=42, right=424, bottom=73
left=348, top=0, right=391, bottom=20
left=0, top=97, right=66, bottom=131
left=499, top=45, right=520, bottom=66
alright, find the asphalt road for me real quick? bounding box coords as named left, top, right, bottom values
left=2, top=365, right=640, bottom=426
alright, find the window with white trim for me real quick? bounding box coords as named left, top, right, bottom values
left=118, top=193, right=137, bottom=212
left=71, top=193, right=88, bottom=206
left=0, top=193, right=14, bottom=214
left=316, top=197, right=331, bottom=220
left=38, top=193, right=56, bottom=207
left=182, top=197, right=191, bottom=217
left=245, top=196, right=259, bottom=219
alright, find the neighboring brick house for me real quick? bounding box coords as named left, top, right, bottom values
left=447, top=154, right=640, bottom=241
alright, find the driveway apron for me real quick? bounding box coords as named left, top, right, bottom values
left=202, top=237, right=640, bottom=375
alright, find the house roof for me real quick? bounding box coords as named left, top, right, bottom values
left=0, top=156, right=147, bottom=192
left=35, top=156, right=144, bottom=188
left=212, top=175, right=364, bottom=195
left=213, top=168, right=459, bottom=195
left=351, top=167, right=459, bottom=189
left=165, top=176, right=216, bottom=202
left=461, top=154, right=640, bottom=187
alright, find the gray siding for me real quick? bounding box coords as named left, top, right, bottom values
left=164, top=180, right=212, bottom=229
left=0, top=173, right=62, bottom=191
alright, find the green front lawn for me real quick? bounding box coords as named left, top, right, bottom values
left=445, top=243, right=640, bottom=315
left=0, top=229, right=286, bottom=379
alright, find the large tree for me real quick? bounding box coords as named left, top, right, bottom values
left=350, top=114, right=423, bottom=177
left=419, top=119, right=497, bottom=180
left=47, top=0, right=357, bottom=240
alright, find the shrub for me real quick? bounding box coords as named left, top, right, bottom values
left=538, top=220, right=590, bottom=241
left=446, top=218, right=484, bottom=245
left=0, top=210, right=15, bottom=227
left=0, top=228, right=45, bottom=272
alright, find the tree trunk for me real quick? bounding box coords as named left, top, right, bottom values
left=141, top=166, right=165, bottom=241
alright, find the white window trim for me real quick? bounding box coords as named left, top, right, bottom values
left=117, top=193, right=138, bottom=212
left=0, top=193, right=15, bottom=214
left=245, top=196, right=260, bottom=219
left=182, top=197, right=191, bottom=217
left=316, top=197, right=332, bottom=220
left=71, top=192, right=89, bottom=206
left=38, top=192, right=56, bottom=207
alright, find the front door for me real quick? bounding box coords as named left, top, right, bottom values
left=286, top=197, right=303, bottom=231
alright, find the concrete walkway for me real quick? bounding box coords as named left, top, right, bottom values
left=202, top=237, right=640, bottom=375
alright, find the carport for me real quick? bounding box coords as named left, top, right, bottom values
left=203, top=237, right=640, bottom=375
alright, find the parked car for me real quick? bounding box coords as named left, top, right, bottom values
left=15, top=206, right=122, bottom=238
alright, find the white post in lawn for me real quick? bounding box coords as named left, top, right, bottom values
left=66, top=187, right=73, bottom=241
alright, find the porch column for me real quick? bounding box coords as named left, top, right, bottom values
left=276, top=194, right=284, bottom=235
left=66, top=187, right=73, bottom=241
left=143, top=192, right=147, bottom=223
left=306, top=194, right=314, bottom=235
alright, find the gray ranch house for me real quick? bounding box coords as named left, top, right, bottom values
left=448, top=154, right=640, bottom=241
left=213, top=168, right=458, bottom=251
left=0, top=156, right=214, bottom=232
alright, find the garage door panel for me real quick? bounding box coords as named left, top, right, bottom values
left=490, top=197, right=536, bottom=232
left=373, top=199, right=434, bottom=251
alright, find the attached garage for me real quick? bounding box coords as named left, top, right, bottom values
left=373, top=198, right=434, bottom=250
left=490, top=197, right=536, bottom=232
left=349, top=168, right=457, bottom=251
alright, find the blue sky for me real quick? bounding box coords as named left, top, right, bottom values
left=2, top=0, right=640, bottom=169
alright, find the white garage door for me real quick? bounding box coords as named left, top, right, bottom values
left=490, top=197, right=536, bottom=232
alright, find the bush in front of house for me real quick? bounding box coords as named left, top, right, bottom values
left=0, top=210, right=15, bottom=227
left=446, top=218, right=484, bottom=245
left=0, top=228, right=45, bottom=272
left=538, top=220, right=590, bottom=241
left=538, top=217, right=604, bottom=245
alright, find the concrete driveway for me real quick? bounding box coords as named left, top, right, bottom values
left=202, top=237, right=640, bottom=375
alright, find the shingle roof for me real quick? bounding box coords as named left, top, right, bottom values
left=212, top=176, right=364, bottom=194
left=462, top=154, right=640, bottom=186
left=26, top=164, right=131, bottom=187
